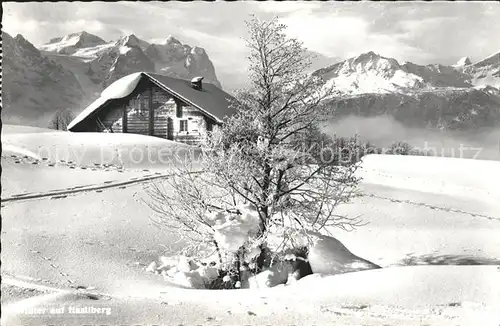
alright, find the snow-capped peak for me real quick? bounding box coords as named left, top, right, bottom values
left=353, top=51, right=382, bottom=63
left=316, top=52, right=424, bottom=95
left=39, top=31, right=106, bottom=54
left=338, top=51, right=402, bottom=79
left=454, top=56, right=472, bottom=67
left=54, top=31, right=104, bottom=46
left=65, top=31, right=100, bottom=39
left=191, top=46, right=207, bottom=56
left=117, top=34, right=150, bottom=51
left=164, top=35, right=182, bottom=46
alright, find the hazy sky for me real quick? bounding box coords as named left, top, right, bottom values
left=3, top=1, right=500, bottom=89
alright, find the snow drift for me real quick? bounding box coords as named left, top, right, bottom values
left=2, top=130, right=195, bottom=171
left=2, top=144, right=41, bottom=160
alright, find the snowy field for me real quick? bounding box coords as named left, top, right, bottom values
left=2, top=125, right=500, bottom=325
left=2, top=126, right=198, bottom=172
left=335, top=154, right=500, bottom=267
left=2, top=125, right=61, bottom=134
left=1, top=126, right=199, bottom=201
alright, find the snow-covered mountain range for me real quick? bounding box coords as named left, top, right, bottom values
left=40, top=31, right=221, bottom=89
left=2, top=31, right=222, bottom=127
left=313, top=51, right=500, bottom=131
left=314, top=51, right=499, bottom=94
left=39, top=31, right=107, bottom=55
left=2, top=30, right=499, bottom=131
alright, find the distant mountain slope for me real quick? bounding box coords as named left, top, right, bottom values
left=2, top=32, right=86, bottom=127
left=328, top=88, right=500, bottom=131
left=314, top=51, right=500, bottom=131
left=461, top=51, right=500, bottom=88
left=305, top=50, right=341, bottom=73
left=145, top=36, right=219, bottom=88
left=84, top=34, right=156, bottom=88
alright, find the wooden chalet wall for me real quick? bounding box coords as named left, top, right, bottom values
left=92, top=78, right=218, bottom=145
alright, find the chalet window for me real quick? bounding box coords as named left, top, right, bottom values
left=135, top=94, right=147, bottom=116
left=179, top=120, right=188, bottom=132
left=176, top=103, right=183, bottom=118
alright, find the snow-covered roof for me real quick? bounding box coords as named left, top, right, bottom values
left=146, top=73, right=235, bottom=123
left=67, top=72, right=143, bottom=130
left=68, top=72, right=236, bottom=131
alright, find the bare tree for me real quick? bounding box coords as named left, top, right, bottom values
left=145, top=16, right=362, bottom=282
left=48, top=108, right=75, bottom=130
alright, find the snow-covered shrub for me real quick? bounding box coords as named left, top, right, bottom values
left=48, top=108, right=75, bottom=131
left=293, top=127, right=382, bottom=166
left=385, top=141, right=430, bottom=156
left=330, top=135, right=382, bottom=164
left=146, top=254, right=221, bottom=289
left=207, top=203, right=261, bottom=253
left=144, top=203, right=267, bottom=289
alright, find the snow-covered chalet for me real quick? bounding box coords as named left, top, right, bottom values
left=67, top=72, right=236, bottom=145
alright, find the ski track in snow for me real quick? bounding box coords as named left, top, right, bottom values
left=4, top=175, right=496, bottom=223
left=1, top=171, right=175, bottom=203
left=1, top=153, right=201, bottom=204
left=4, top=173, right=496, bottom=222
left=3, top=156, right=497, bottom=223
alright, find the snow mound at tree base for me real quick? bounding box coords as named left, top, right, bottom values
left=145, top=255, right=222, bottom=289
left=307, top=232, right=381, bottom=274
left=144, top=229, right=380, bottom=289
left=267, top=228, right=380, bottom=276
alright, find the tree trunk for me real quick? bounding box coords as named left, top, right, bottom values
left=256, top=244, right=267, bottom=272
left=233, top=249, right=243, bottom=286
left=213, top=240, right=224, bottom=267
